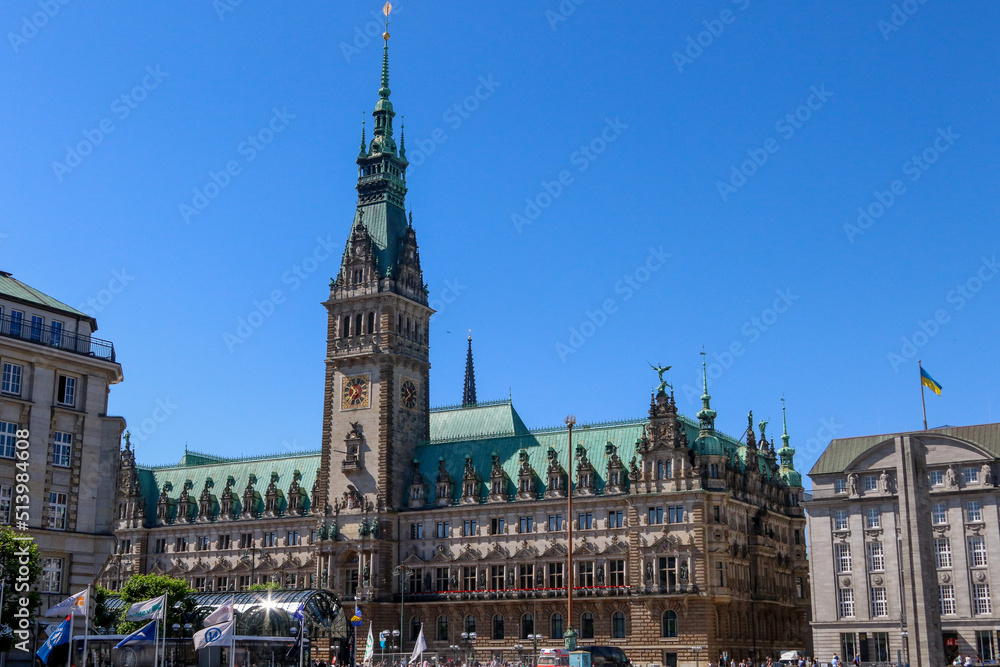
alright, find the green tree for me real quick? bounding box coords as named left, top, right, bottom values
left=247, top=581, right=281, bottom=591
left=117, top=574, right=195, bottom=634
left=92, top=585, right=119, bottom=634
left=0, top=527, right=42, bottom=652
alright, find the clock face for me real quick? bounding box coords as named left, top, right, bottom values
left=401, top=378, right=418, bottom=410
left=341, top=374, right=371, bottom=410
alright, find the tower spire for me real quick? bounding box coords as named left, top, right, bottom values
left=368, top=2, right=396, bottom=155
left=696, top=347, right=717, bottom=433
left=462, top=330, right=477, bottom=406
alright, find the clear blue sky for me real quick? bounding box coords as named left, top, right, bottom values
left=3, top=2, right=999, bottom=482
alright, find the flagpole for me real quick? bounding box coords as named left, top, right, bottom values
left=919, top=360, right=928, bottom=430
left=82, top=586, right=90, bottom=667
left=66, top=612, right=74, bottom=667
left=152, top=617, right=160, bottom=667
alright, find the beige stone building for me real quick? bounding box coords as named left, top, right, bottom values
left=807, top=423, right=1000, bottom=667
left=102, top=32, right=811, bottom=667
left=0, top=271, right=125, bottom=615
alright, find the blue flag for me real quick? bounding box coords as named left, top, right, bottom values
left=37, top=617, right=71, bottom=665
left=115, top=620, right=158, bottom=649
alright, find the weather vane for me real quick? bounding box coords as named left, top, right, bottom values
left=383, top=2, right=391, bottom=41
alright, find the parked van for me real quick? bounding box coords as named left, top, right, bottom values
left=579, top=646, right=631, bottom=667
left=539, top=649, right=570, bottom=667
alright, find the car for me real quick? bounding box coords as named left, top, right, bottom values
left=579, top=646, right=631, bottom=667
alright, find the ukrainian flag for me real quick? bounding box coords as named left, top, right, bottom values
left=921, top=367, right=943, bottom=395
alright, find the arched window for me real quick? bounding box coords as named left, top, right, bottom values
left=662, top=610, right=678, bottom=638
left=355, top=314, right=363, bottom=337
left=437, top=615, right=449, bottom=642
left=406, top=317, right=411, bottom=338
left=342, top=315, right=350, bottom=338
left=612, top=612, right=626, bottom=639
left=367, top=312, right=375, bottom=334
left=492, top=614, right=504, bottom=640
left=465, top=615, right=476, bottom=633
left=397, top=315, right=402, bottom=332
left=581, top=613, right=594, bottom=639
left=656, top=461, right=665, bottom=480
left=410, top=618, right=421, bottom=641
left=521, top=614, right=533, bottom=639
left=550, top=614, right=563, bottom=640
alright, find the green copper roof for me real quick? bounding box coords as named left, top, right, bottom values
left=0, top=271, right=93, bottom=323
left=809, top=422, right=1000, bottom=476
left=428, top=399, right=529, bottom=443
left=349, top=203, right=408, bottom=277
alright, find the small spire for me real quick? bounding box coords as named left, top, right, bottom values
left=400, top=116, right=406, bottom=159
left=359, top=118, right=367, bottom=157
left=380, top=2, right=391, bottom=99
left=408, top=210, right=413, bottom=228
left=781, top=396, right=790, bottom=447
left=462, top=330, right=477, bottom=406
left=696, top=347, right=716, bottom=432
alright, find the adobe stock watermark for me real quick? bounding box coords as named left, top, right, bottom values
left=76, top=268, right=135, bottom=317
left=798, top=415, right=845, bottom=459
left=405, top=75, right=501, bottom=171
left=130, top=397, right=180, bottom=444
left=545, top=0, right=588, bottom=31
left=339, top=2, right=406, bottom=62
left=223, top=235, right=338, bottom=352
left=179, top=107, right=295, bottom=224
left=672, top=0, right=752, bottom=74
left=556, top=246, right=671, bottom=362
left=716, top=84, right=833, bottom=201
left=52, top=65, right=169, bottom=182
left=212, top=0, right=247, bottom=21
left=428, top=278, right=467, bottom=319
left=7, top=0, right=71, bottom=53
left=512, top=117, right=628, bottom=234
left=681, top=288, right=800, bottom=403
left=878, top=0, right=932, bottom=40
left=844, top=127, right=959, bottom=244
left=886, top=255, right=998, bottom=372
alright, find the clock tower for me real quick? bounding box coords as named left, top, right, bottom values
left=316, top=23, right=431, bottom=522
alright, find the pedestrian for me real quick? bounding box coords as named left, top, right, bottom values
left=965, top=656, right=973, bottom=667
left=831, top=655, right=841, bottom=667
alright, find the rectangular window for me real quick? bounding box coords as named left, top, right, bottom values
left=0, top=421, right=17, bottom=458
left=154, top=538, right=166, bottom=554
left=2, top=363, right=22, bottom=395
left=408, top=569, right=423, bottom=594
left=463, top=519, right=477, bottom=537
left=838, top=588, right=855, bottom=618
left=610, top=510, right=624, bottom=528
left=835, top=543, right=852, bottom=573
left=713, top=506, right=721, bottom=523
left=548, top=562, right=564, bottom=589
left=436, top=521, right=449, bottom=538
left=932, top=503, right=948, bottom=525
left=963, top=467, right=980, bottom=484
left=577, top=561, right=594, bottom=587
left=863, top=475, right=878, bottom=491
left=263, top=532, right=276, bottom=547
left=548, top=514, right=563, bottom=531
left=435, top=567, right=449, bottom=592
left=648, top=506, right=664, bottom=525
left=463, top=566, right=477, bottom=591
left=940, top=584, right=956, bottom=615
left=840, top=633, right=858, bottom=663
left=57, top=375, right=76, bottom=407
left=410, top=523, right=423, bottom=539
left=490, top=517, right=505, bottom=535
left=935, top=538, right=952, bottom=568
left=667, top=505, right=685, bottom=523
left=976, top=631, right=996, bottom=663
left=30, top=315, right=43, bottom=341
left=41, top=558, right=63, bottom=593
left=519, top=564, right=534, bottom=589
left=794, top=528, right=801, bottom=545
left=52, top=432, right=72, bottom=467
left=197, top=536, right=210, bottom=551
left=577, top=512, right=593, bottom=530
left=217, top=576, right=229, bottom=592
left=9, top=310, right=22, bottom=337
left=238, top=575, right=250, bottom=590
left=344, top=569, right=359, bottom=596
left=50, top=320, right=63, bottom=348
left=239, top=533, right=253, bottom=549
left=834, top=509, right=849, bottom=530
left=609, top=559, right=625, bottom=586
left=871, top=633, right=890, bottom=663
left=974, top=583, right=992, bottom=614
left=47, top=492, right=67, bottom=530
left=716, top=561, right=725, bottom=586
left=866, top=507, right=881, bottom=528
left=490, top=564, right=505, bottom=590
left=218, top=534, right=231, bottom=550
left=518, top=516, right=533, bottom=533
left=969, top=536, right=988, bottom=567
left=867, top=542, right=885, bottom=572
left=194, top=577, right=206, bottom=592
left=0, top=485, right=12, bottom=525
left=870, top=587, right=888, bottom=617
left=929, top=470, right=944, bottom=486
left=175, top=537, right=188, bottom=552
left=834, top=478, right=847, bottom=494
left=968, top=500, right=983, bottom=522
left=796, top=577, right=804, bottom=599
left=285, top=530, right=299, bottom=546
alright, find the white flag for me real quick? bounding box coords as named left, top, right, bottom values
left=126, top=593, right=167, bottom=622
left=203, top=598, right=233, bottom=626
left=408, top=626, right=426, bottom=664
left=363, top=622, right=374, bottom=665
left=45, top=589, right=89, bottom=617
left=193, top=620, right=235, bottom=650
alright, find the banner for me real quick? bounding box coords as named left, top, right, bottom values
left=193, top=620, right=235, bottom=650
left=115, top=621, right=158, bottom=649
left=125, top=594, right=167, bottom=622
left=408, top=626, right=426, bottom=664
left=36, top=616, right=71, bottom=665
left=203, top=599, right=234, bottom=626
left=44, top=590, right=89, bottom=617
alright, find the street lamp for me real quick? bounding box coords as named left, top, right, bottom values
left=461, top=631, right=477, bottom=666
left=691, top=646, right=707, bottom=667
left=900, top=631, right=909, bottom=667
left=243, top=546, right=262, bottom=586
left=527, top=634, right=543, bottom=667
left=513, top=644, right=524, bottom=667
left=449, top=645, right=461, bottom=664
left=394, top=565, right=412, bottom=653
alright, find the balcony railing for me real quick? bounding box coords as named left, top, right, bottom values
left=0, top=313, right=116, bottom=362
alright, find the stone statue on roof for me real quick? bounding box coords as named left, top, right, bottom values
left=650, top=363, right=672, bottom=395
